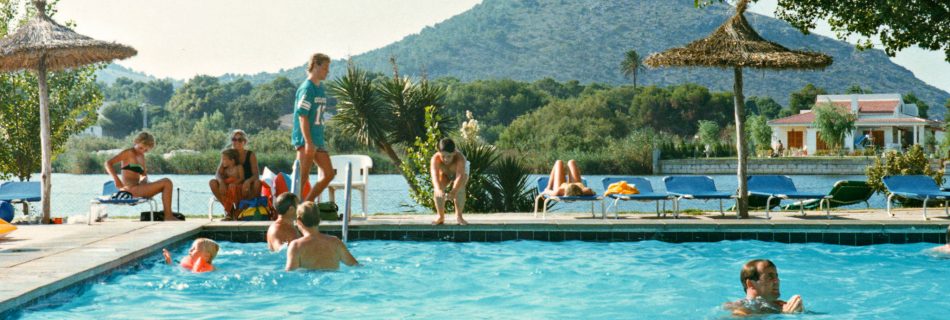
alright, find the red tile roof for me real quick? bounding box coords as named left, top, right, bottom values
left=856, top=117, right=931, bottom=124
left=828, top=100, right=898, bottom=113
left=769, top=112, right=815, bottom=124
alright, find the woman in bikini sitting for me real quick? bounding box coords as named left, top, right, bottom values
left=103, top=132, right=179, bottom=221
left=543, top=159, right=595, bottom=197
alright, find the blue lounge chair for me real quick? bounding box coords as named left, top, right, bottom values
left=883, top=175, right=950, bottom=220
left=601, top=177, right=674, bottom=219
left=89, top=181, right=159, bottom=223
left=663, top=176, right=736, bottom=217
left=747, top=175, right=831, bottom=219
left=0, top=181, right=40, bottom=217
left=533, top=177, right=604, bottom=219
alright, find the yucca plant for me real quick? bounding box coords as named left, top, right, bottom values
left=459, top=141, right=500, bottom=213
left=491, top=155, right=535, bottom=212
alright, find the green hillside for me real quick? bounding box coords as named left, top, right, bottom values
left=96, top=64, right=182, bottom=87
left=248, top=0, right=950, bottom=115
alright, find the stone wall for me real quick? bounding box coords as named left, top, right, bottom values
left=657, top=158, right=944, bottom=175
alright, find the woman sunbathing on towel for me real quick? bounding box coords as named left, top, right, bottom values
left=104, top=132, right=179, bottom=221
left=543, top=160, right=595, bottom=197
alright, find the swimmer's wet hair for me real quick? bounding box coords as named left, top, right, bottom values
left=297, top=201, right=320, bottom=228
left=275, top=192, right=300, bottom=216
left=194, top=238, right=219, bottom=261
left=740, top=259, right=775, bottom=291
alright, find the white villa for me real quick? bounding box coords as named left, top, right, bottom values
left=767, top=93, right=943, bottom=155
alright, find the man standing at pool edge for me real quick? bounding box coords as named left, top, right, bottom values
left=293, top=53, right=335, bottom=203
left=724, top=259, right=804, bottom=316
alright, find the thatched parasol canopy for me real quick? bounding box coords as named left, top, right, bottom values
left=644, top=0, right=831, bottom=70
left=0, top=1, right=136, bottom=72
left=642, top=0, right=831, bottom=219
left=0, top=0, right=136, bottom=224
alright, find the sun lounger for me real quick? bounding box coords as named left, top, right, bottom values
left=663, top=176, right=736, bottom=217
left=0, top=181, right=40, bottom=217
left=883, top=175, right=950, bottom=220
left=89, top=181, right=159, bottom=224
left=533, top=177, right=604, bottom=219
left=747, top=175, right=831, bottom=219
left=784, top=180, right=873, bottom=211
left=601, top=177, right=674, bottom=219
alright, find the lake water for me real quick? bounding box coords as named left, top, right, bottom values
left=8, top=174, right=893, bottom=218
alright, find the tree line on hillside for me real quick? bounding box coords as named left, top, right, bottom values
left=60, top=67, right=942, bottom=177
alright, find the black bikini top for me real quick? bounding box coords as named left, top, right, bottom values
left=121, top=163, right=145, bottom=174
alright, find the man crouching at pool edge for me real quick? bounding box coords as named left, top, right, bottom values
left=285, top=202, right=359, bottom=271
left=723, top=259, right=804, bottom=316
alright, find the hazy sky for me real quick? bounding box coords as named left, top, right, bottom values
left=54, top=0, right=948, bottom=93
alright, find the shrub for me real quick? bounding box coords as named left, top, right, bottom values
left=866, top=145, right=943, bottom=205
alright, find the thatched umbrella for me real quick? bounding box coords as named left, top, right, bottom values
left=644, top=0, right=832, bottom=218
left=0, top=0, right=136, bottom=223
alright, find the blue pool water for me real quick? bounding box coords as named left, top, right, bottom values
left=14, top=240, right=950, bottom=319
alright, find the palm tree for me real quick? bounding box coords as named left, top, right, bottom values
left=621, top=49, right=644, bottom=89
left=329, top=62, right=400, bottom=167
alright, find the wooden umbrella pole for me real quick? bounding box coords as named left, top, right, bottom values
left=733, top=66, right=749, bottom=218
left=37, top=58, right=52, bottom=224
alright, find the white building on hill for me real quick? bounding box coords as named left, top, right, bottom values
left=767, top=93, right=943, bottom=155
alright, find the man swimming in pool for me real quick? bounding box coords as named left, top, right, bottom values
left=723, top=259, right=804, bottom=316
left=267, top=192, right=300, bottom=252
left=285, top=202, right=358, bottom=271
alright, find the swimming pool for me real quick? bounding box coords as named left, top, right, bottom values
left=14, top=240, right=950, bottom=319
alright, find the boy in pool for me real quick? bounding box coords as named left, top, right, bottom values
left=285, top=202, right=359, bottom=271
left=162, top=238, right=219, bottom=273
left=723, top=259, right=803, bottom=316
left=267, top=192, right=301, bottom=252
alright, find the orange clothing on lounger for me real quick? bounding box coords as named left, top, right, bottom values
left=603, top=181, right=639, bottom=196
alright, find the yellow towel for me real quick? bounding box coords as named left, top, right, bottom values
left=0, top=219, right=16, bottom=238
left=604, top=181, right=639, bottom=196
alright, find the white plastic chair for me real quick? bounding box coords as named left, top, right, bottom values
left=318, top=155, right=373, bottom=216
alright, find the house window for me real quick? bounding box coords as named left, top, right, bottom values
left=787, top=130, right=803, bottom=149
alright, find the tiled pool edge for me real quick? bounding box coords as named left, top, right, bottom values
left=0, top=224, right=203, bottom=316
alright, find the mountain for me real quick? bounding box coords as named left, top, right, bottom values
left=242, top=0, right=950, bottom=115
left=96, top=64, right=183, bottom=87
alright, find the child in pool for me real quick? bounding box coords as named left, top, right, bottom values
left=163, top=238, right=219, bottom=273
left=267, top=192, right=301, bottom=252
left=216, top=149, right=244, bottom=218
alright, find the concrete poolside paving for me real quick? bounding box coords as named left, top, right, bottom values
left=1, top=208, right=949, bottom=314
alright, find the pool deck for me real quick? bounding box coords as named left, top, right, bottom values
left=2, top=208, right=949, bottom=314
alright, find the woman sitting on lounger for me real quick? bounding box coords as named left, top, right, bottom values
left=543, top=160, right=595, bottom=197
left=104, top=132, right=179, bottom=221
